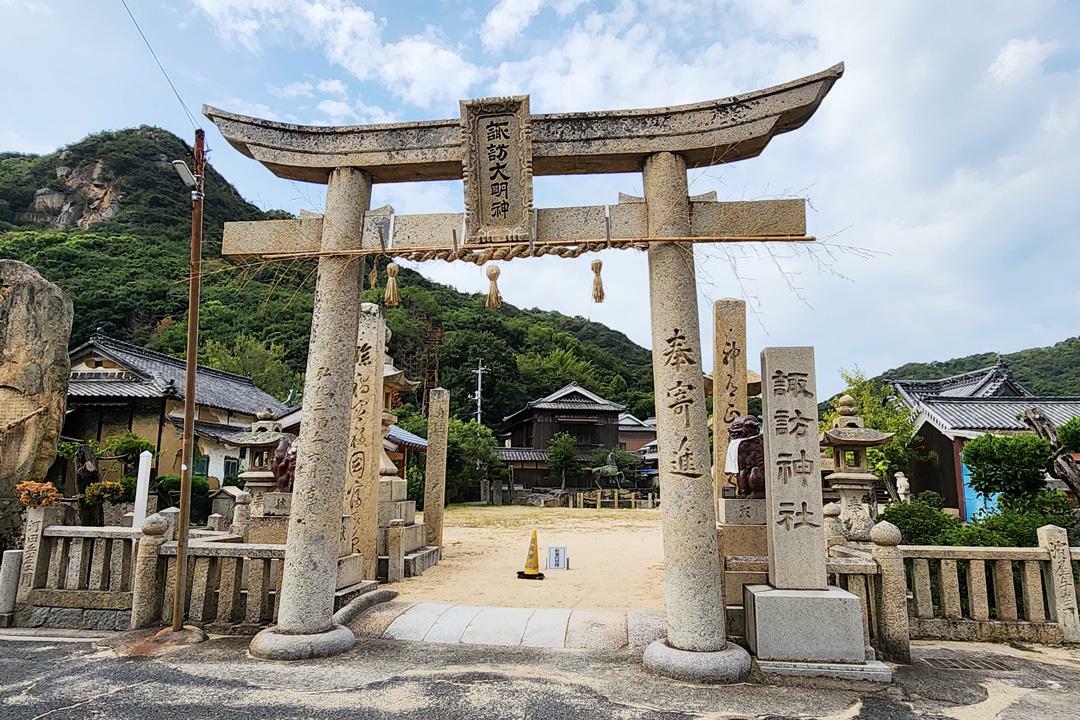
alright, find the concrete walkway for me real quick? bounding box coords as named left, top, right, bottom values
left=352, top=601, right=667, bottom=650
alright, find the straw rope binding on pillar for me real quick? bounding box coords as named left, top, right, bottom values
left=384, top=262, right=400, bottom=307
left=368, top=260, right=378, bottom=290
left=591, top=258, right=604, bottom=303
left=485, top=265, right=502, bottom=309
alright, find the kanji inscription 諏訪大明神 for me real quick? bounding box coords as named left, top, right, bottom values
left=460, top=96, right=532, bottom=246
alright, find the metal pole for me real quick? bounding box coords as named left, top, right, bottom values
left=172, top=128, right=204, bottom=631
left=472, top=359, right=486, bottom=425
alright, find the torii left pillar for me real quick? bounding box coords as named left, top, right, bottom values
left=640, top=152, right=750, bottom=683
left=250, top=167, right=370, bottom=660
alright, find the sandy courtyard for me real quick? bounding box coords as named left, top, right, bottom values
left=395, top=506, right=666, bottom=610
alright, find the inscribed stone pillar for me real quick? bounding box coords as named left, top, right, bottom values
left=761, top=347, right=826, bottom=590
left=342, top=303, right=386, bottom=580
left=712, top=298, right=747, bottom=501
left=643, top=152, right=726, bottom=652
left=250, top=167, right=369, bottom=661
left=423, top=387, right=450, bottom=549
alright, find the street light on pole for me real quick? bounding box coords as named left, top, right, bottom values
left=170, top=129, right=204, bottom=633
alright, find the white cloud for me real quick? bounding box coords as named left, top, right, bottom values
left=194, top=0, right=483, bottom=107
left=552, top=0, right=587, bottom=16
left=316, top=78, right=347, bottom=94
left=481, top=0, right=545, bottom=52
left=314, top=99, right=354, bottom=123
left=270, top=80, right=315, bottom=98
left=987, top=37, right=1060, bottom=86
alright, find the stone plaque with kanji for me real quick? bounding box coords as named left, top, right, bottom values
left=761, top=346, right=826, bottom=590
left=460, top=95, right=532, bottom=245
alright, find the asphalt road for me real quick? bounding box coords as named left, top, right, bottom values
left=1, top=633, right=1078, bottom=719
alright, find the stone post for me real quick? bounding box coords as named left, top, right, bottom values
left=639, top=152, right=749, bottom=684
left=16, top=504, right=69, bottom=604
left=869, top=521, right=911, bottom=663
left=229, top=491, right=251, bottom=539
left=250, top=167, right=370, bottom=661
left=206, top=514, right=225, bottom=532
left=423, top=387, right=450, bottom=550
left=712, top=298, right=747, bottom=502
left=130, top=514, right=168, bottom=630
left=0, top=549, right=23, bottom=627
left=133, top=450, right=153, bottom=529
left=1038, top=524, right=1080, bottom=642
left=342, top=303, right=386, bottom=580
left=760, top=347, right=826, bottom=590
left=387, top=519, right=405, bottom=583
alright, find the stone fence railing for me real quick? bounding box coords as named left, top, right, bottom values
left=898, top=526, right=1079, bottom=645
left=12, top=505, right=143, bottom=630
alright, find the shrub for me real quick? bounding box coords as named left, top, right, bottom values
left=1058, top=417, right=1080, bottom=453
left=878, top=498, right=960, bottom=545
left=914, top=490, right=945, bottom=509
left=222, top=475, right=246, bottom=489
left=82, top=480, right=127, bottom=507
left=936, top=523, right=1010, bottom=547
left=117, top=476, right=138, bottom=502
left=16, top=481, right=63, bottom=508
left=156, top=474, right=210, bottom=496
left=961, top=433, right=1052, bottom=503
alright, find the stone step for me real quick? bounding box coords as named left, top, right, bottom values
left=377, top=522, right=426, bottom=556
left=377, top=546, right=441, bottom=580
left=334, top=580, right=379, bottom=611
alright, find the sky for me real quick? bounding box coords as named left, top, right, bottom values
left=2, top=0, right=1079, bottom=397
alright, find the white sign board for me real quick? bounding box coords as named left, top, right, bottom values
left=547, top=546, right=569, bottom=570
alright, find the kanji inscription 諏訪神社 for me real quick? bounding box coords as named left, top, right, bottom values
left=761, top=347, right=826, bottom=590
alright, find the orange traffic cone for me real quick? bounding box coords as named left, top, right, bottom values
left=517, top=529, right=545, bottom=580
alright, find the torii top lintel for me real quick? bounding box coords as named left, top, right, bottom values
left=203, top=63, right=843, bottom=185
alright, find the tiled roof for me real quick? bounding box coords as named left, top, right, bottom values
left=387, top=424, right=428, bottom=451
left=503, top=382, right=623, bottom=425
left=497, top=447, right=549, bottom=462
left=70, top=334, right=288, bottom=417
left=918, top=397, right=1080, bottom=432
left=890, top=361, right=1031, bottom=407
left=166, top=417, right=251, bottom=443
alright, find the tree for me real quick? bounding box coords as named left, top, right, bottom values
left=961, top=433, right=1052, bottom=506
left=823, top=368, right=918, bottom=500
left=547, top=432, right=580, bottom=490
left=200, top=334, right=302, bottom=401
left=445, top=419, right=504, bottom=503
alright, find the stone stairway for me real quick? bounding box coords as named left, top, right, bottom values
left=376, top=477, right=439, bottom=580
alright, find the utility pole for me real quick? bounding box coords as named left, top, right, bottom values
left=471, top=358, right=487, bottom=425
left=172, top=128, right=204, bottom=632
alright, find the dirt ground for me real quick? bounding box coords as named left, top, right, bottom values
left=396, top=505, right=665, bottom=609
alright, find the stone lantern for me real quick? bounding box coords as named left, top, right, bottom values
left=820, top=395, right=893, bottom=542
left=223, top=412, right=295, bottom=517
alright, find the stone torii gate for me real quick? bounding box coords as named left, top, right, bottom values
left=204, top=63, right=843, bottom=679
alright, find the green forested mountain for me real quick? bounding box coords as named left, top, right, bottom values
left=880, top=337, right=1080, bottom=396
left=0, top=127, right=655, bottom=425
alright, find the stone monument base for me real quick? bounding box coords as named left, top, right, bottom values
left=744, top=584, right=865, bottom=664
left=756, top=659, right=892, bottom=683
left=642, top=639, right=751, bottom=684
left=717, top=497, right=766, bottom=525
left=249, top=623, right=356, bottom=661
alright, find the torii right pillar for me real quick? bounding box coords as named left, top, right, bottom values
left=640, top=152, right=751, bottom=683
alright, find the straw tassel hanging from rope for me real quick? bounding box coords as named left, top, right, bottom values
left=384, top=262, right=400, bottom=307
left=485, top=265, right=502, bottom=309
left=591, top=258, right=605, bottom=303
left=368, top=259, right=379, bottom=290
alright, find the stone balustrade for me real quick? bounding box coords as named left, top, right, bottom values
left=150, top=540, right=286, bottom=634
left=15, top=511, right=142, bottom=630
left=898, top=525, right=1079, bottom=644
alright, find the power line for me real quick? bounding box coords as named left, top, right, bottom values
left=119, top=0, right=201, bottom=131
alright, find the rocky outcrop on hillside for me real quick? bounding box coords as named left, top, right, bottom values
left=16, top=154, right=123, bottom=229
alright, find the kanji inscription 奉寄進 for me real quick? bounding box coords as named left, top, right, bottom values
left=460, top=96, right=533, bottom=245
